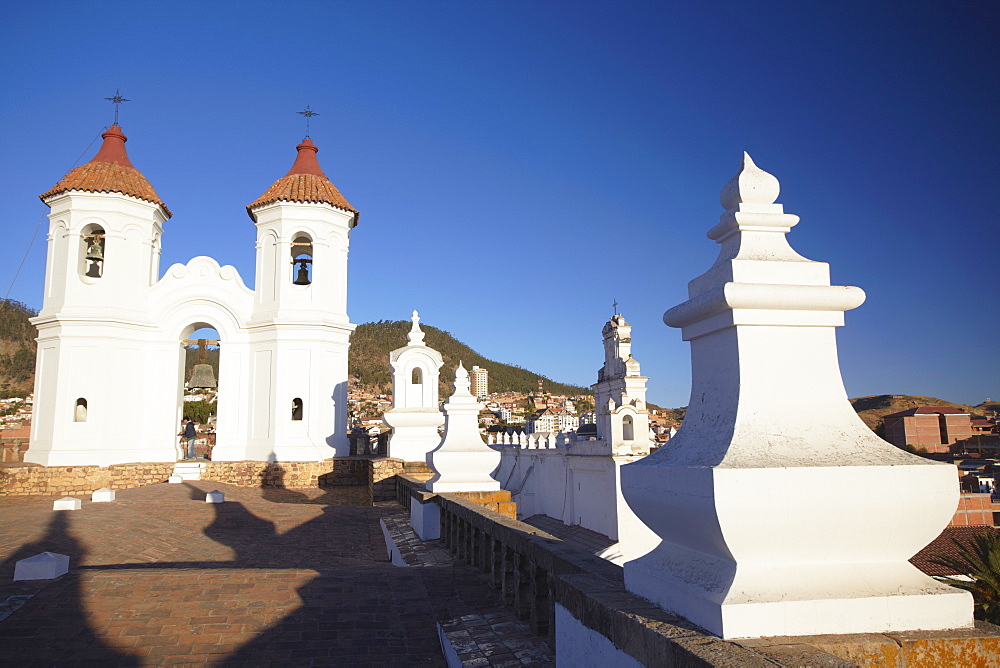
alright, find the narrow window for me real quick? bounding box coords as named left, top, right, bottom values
left=292, top=398, right=303, bottom=421
left=81, top=226, right=106, bottom=278
left=74, top=398, right=88, bottom=422
left=622, top=415, right=634, bottom=441
left=291, top=235, right=313, bottom=285
left=411, top=367, right=423, bottom=384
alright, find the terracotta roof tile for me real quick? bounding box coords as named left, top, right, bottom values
left=247, top=138, right=358, bottom=225
left=39, top=126, right=171, bottom=217
left=910, top=525, right=999, bottom=576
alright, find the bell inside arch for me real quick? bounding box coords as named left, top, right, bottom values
left=85, top=236, right=104, bottom=261
left=293, top=258, right=312, bottom=285
left=188, top=364, right=217, bottom=389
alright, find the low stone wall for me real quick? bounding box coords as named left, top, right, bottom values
left=371, top=458, right=406, bottom=502
left=201, top=458, right=371, bottom=489
left=0, top=456, right=409, bottom=501
left=421, top=490, right=1000, bottom=667
left=0, top=462, right=175, bottom=496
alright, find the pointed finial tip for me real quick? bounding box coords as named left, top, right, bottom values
left=720, top=151, right=780, bottom=210
left=407, top=309, right=426, bottom=344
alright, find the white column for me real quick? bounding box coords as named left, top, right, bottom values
left=426, top=362, right=500, bottom=492
left=621, top=153, right=972, bottom=639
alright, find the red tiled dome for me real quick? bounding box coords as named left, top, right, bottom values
left=39, top=126, right=171, bottom=217
left=247, top=139, right=358, bottom=226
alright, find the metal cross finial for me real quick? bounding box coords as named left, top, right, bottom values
left=612, top=298, right=619, bottom=315
left=297, top=104, right=319, bottom=138
left=104, top=89, right=130, bottom=125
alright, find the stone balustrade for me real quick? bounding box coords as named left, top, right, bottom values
left=485, top=431, right=573, bottom=449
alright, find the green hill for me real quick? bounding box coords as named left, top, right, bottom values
left=350, top=320, right=589, bottom=397
left=0, top=300, right=37, bottom=397
left=0, top=309, right=590, bottom=399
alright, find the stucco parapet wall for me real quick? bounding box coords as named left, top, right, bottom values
left=426, top=488, right=790, bottom=666
left=433, top=492, right=622, bottom=580
left=554, top=573, right=779, bottom=668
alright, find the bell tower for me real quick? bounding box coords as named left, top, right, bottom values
left=29, top=125, right=172, bottom=466
left=240, top=136, right=358, bottom=460
left=593, top=314, right=651, bottom=455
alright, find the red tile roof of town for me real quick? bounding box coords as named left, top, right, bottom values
left=910, top=526, right=999, bottom=576
left=39, top=126, right=172, bottom=217
left=884, top=406, right=969, bottom=418
left=247, top=138, right=359, bottom=225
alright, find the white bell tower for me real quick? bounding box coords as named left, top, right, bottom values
left=29, top=125, right=173, bottom=466
left=240, top=137, right=358, bottom=461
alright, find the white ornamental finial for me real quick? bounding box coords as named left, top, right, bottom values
left=719, top=151, right=780, bottom=211
left=407, top=309, right=425, bottom=345
left=453, top=361, right=471, bottom=395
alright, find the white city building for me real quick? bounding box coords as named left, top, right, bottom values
left=28, top=124, right=358, bottom=466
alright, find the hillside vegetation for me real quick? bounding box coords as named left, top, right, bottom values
left=350, top=320, right=589, bottom=397
left=0, top=300, right=37, bottom=396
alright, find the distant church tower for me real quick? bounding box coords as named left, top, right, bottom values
left=28, top=122, right=358, bottom=466
left=593, top=314, right=651, bottom=455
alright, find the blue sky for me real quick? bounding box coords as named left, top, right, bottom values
left=1, top=1, right=996, bottom=408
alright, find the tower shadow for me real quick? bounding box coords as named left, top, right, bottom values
left=200, top=498, right=497, bottom=665
left=0, top=511, right=140, bottom=665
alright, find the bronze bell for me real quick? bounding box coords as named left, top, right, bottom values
left=85, top=237, right=104, bottom=262
left=188, top=363, right=218, bottom=389
left=293, top=258, right=312, bottom=285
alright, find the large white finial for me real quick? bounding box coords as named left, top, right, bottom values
left=719, top=151, right=780, bottom=211
left=407, top=309, right=425, bottom=345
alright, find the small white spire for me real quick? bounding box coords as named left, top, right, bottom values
left=453, top=361, right=471, bottom=395
left=407, top=309, right=425, bottom=345
left=719, top=151, right=781, bottom=211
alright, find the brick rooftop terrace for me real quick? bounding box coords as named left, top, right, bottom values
left=0, top=481, right=512, bottom=666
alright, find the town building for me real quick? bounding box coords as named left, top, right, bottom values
left=469, top=365, right=488, bottom=398
left=883, top=407, right=976, bottom=454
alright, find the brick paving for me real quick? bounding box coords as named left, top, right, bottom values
left=0, top=481, right=507, bottom=666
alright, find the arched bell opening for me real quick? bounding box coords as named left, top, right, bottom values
left=292, top=398, right=304, bottom=421
left=178, top=325, right=221, bottom=461
left=406, top=365, right=425, bottom=408
left=80, top=224, right=106, bottom=279
left=291, top=234, right=313, bottom=285
left=74, top=398, right=88, bottom=423
left=622, top=414, right=635, bottom=441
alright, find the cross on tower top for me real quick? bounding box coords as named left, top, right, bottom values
left=297, top=104, right=319, bottom=138
left=104, top=88, right=130, bottom=125
left=612, top=298, right=619, bottom=315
